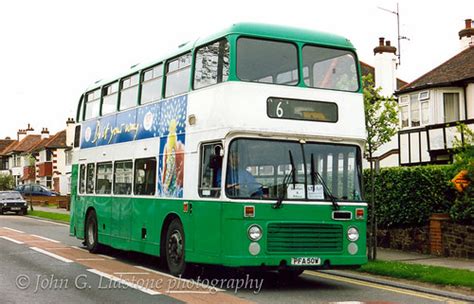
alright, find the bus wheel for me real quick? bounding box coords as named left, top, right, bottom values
left=85, top=210, right=101, bottom=253
left=165, top=218, right=186, bottom=276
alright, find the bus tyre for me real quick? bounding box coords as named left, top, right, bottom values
left=165, top=218, right=186, bottom=276
left=85, top=210, right=101, bottom=253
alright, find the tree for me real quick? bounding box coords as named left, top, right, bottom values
left=0, top=174, right=15, bottom=191
left=363, top=74, right=399, bottom=260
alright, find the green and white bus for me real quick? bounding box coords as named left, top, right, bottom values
left=70, top=23, right=367, bottom=276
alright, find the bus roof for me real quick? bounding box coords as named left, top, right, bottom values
left=85, top=23, right=356, bottom=91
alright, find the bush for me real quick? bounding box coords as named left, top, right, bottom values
left=0, top=174, right=15, bottom=191
left=364, top=165, right=457, bottom=228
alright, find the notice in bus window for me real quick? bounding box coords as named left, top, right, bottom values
left=267, top=97, right=338, bottom=123
left=307, top=184, right=324, bottom=200
left=287, top=184, right=305, bottom=199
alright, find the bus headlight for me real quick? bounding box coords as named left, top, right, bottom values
left=347, top=227, right=359, bottom=242
left=247, top=225, right=262, bottom=241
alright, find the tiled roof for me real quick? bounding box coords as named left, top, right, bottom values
left=0, top=139, right=16, bottom=156
left=6, top=135, right=42, bottom=154
left=45, top=130, right=68, bottom=149
left=360, top=61, right=408, bottom=90
left=397, top=46, right=474, bottom=94
left=29, top=138, right=51, bottom=153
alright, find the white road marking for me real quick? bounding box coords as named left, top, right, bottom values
left=114, top=272, right=150, bottom=275
left=24, top=217, right=69, bottom=227
left=167, top=291, right=215, bottom=294
left=135, top=266, right=224, bottom=292
left=87, top=269, right=161, bottom=295
left=97, top=254, right=115, bottom=260
left=2, top=227, right=25, bottom=233
left=71, top=246, right=89, bottom=253
left=76, top=258, right=105, bottom=261
left=45, top=247, right=72, bottom=250
left=30, top=247, right=73, bottom=263
left=31, top=234, right=60, bottom=243
left=0, top=236, right=25, bottom=244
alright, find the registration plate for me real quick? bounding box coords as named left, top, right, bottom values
left=10, top=207, right=21, bottom=210
left=291, top=257, right=321, bottom=266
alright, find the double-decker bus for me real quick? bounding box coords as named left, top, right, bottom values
left=70, top=23, right=367, bottom=276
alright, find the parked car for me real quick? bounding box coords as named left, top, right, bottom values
left=15, top=184, right=59, bottom=196
left=0, top=191, right=28, bottom=215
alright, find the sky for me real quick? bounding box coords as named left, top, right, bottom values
left=0, top=0, right=472, bottom=139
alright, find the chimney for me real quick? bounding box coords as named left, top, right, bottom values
left=459, top=18, right=474, bottom=50
left=41, top=128, right=50, bottom=139
left=65, top=118, right=76, bottom=147
left=373, top=37, right=398, bottom=97
left=25, top=123, right=34, bottom=135
left=17, top=129, right=27, bottom=141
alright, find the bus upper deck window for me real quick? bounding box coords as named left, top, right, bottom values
left=236, top=38, right=298, bottom=86
left=302, top=45, right=359, bottom=92
left=120, top=74, right=139, bottom=110
left=102, top=82, right=118, bottom=115
left=194, top=39, right=229, bottom=89
left=165, top=53, right=191, bottom=98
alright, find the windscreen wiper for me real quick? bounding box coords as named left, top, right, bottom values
left=310, top=153, right=339, bottom=210
left=273, top=150, right=296, bottom=209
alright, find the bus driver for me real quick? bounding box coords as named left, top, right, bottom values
left=225, top=151, right=263, bottom=198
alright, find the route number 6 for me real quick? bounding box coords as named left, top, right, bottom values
left=276, top=101, right=283, bottom=117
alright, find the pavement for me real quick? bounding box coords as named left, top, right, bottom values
left=376, top=247, right=474, bottom=271
left=30, top=205, right=70, bottom=215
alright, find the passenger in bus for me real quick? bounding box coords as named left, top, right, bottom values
left=225, top=151, right=263, bottom=198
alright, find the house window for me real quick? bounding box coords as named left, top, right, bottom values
left=46, top=150, right=53, bottom=162
left=421, top=101, right=429, bottom=125
left=443, top=93, right=460, bottom=122
left=410, top=93, right=420, bottom=127
left=419, top=91, right=429, bottom=101
left=400, top=105, right=409, bottom=128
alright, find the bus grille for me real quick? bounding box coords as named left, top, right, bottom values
left=266, top=223, right=343, bottom=253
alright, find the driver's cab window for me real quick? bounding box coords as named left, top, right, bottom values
left=199, top=143, right=222, bottom=198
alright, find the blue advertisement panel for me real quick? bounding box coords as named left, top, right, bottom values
left=136, top=103, right=161, bottom=140
left=80, top=95, right=188, bottom=198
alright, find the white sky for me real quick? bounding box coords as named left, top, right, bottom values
left=0, top=0, right=472, bottom=139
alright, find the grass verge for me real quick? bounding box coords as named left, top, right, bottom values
left=28, top=210, right=70, bottom=223
left=357, top=260, right=474, bottom=290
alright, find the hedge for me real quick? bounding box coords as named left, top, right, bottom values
left=363, top=165, right=460, bottom=228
